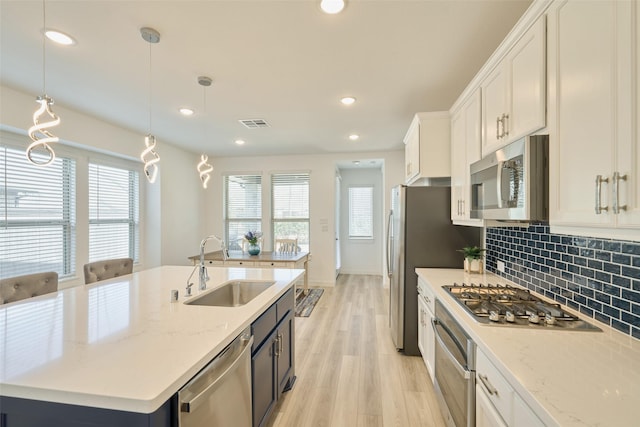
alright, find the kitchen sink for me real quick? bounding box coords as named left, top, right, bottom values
left=185, top=280, right=275, bottom=307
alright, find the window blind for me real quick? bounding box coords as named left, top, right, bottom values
left=349, top=186, right=373, bottom=238
left=224, top=175, right=262, bottom=251
left=272, top=173, right=310, bottom=252
left=88, top=163, right=139, bottom=262
left=0, top=145, right=76, bottom=279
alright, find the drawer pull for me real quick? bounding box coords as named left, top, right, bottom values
left=478, top=374, right=499, bottom=396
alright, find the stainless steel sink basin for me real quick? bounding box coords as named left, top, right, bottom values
left=185, top=280, right=275, bottom=307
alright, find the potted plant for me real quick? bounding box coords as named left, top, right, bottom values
left=458, top=246, right=486, bottom=273
left=244, top=231, right=263, bottom=256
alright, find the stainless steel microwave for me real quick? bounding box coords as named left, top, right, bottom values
left=470, top=136, right=548, bottom=221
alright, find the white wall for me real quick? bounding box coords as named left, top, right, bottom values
left=1, top=85, right=406, bottom=287
left=0, top=85, right=203, bottom=286
left=204, top=151, right=405, bottom=287
left=338, top=167, right=384, bottom=275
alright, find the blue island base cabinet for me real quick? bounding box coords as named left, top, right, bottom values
left=0, top=395, right=177, bottom=427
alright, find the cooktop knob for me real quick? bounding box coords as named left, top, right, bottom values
left=528, top=313, right=540, bottom=324
left=489, top=310, right=500, bottom=322
left=544, top=314, right=556, bottom=326
left=505, top=311, right=515, bottom=323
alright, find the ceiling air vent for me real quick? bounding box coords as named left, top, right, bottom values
left=239, top=118, right=270, bottom=129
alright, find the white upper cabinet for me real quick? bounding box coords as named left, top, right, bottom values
left=548, top=0, right=640, bottom=238
left=451, top=89, right=483, bottom=226
left=404, top=112, right=451, bottom=185
left=482, top=16, right=546, bottom=156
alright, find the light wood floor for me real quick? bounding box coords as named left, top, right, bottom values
left=269, top=274, right=446, bottom=427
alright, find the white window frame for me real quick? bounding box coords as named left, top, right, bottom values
left=88, top=160, right=140, bottom=263
left=0, top=134, right=76, bottom=279
left=271, top=172, right=310, bottom=252
left=224, top=174, right=262, bottom=251
left=348, top=185, right=374, bottom=240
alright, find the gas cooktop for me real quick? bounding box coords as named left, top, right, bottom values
left=443, top=283, right=601, bottom=331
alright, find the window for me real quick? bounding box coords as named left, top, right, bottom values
left=0, top=145, right=76, bottom=279
left=88, top=163, right=139, bottom=262
left=272, top=173, right=309, bottom=252
left=348, top=186, right=373, bottom=239
left=224, top=175, right=262, bottom=251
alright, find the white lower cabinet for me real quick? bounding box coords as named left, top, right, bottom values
left=417, top=278, right=435, bottom=381
left=476, top=348, right=544, bottom=427
left=476, top=384, right=507, bottom=427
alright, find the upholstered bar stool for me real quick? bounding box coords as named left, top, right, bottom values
left=83, top=258, right=133, bottom=284
left=0, top=271, right=59, bottom=304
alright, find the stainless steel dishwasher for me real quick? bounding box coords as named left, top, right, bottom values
left=178, top=327, right=253, bottom=427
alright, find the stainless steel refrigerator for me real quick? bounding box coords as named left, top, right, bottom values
left=386, top=185, right=480, bottom=356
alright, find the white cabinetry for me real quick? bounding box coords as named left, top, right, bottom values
left=417, top=277, right=435, bottom=381
left=481, top=16, right=546, bottom=156
left=404, top=112, right=451, bottom=185
left=476, top=348, right=544, bottom=427
left=548, top=0, right=640, bottom=239
left=450, top=89, right=483, bottom=226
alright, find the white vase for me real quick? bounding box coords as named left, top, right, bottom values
left=464, top=258, right=483, bottom=274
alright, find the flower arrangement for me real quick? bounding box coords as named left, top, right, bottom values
left=244, top=231, right=262, bottom=244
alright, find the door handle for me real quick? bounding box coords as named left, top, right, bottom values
left=595, top=175, right=609, bottom=214
left=613, top=172, right=627, bottom=214
left=502, top=113, right=509, bottom=137
left=496, top=116, right=501, bottom=140
left=386, top=210, right=393, bottom=277
left=478, top=374, right=499, bottom=396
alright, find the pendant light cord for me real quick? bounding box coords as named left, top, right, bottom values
left=148, top=42, right=152, bottom=133
left=42, top=0, right=46, bottom=93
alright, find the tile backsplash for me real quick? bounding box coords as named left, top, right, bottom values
left=485, top=224, right=640, bottom=339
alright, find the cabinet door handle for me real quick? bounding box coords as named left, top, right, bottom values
left=274, top=336, right=280, bottom=357
left=502, top=113, right=509, bottom=137
left=461, top=200, right=464, bottom=216
left=496, top=116, right=501, bottom=139
left=613, top=172, right=627, bottom=214
left=278, top=333, right=284, bottom=355
left=478, top=374, right=499, bottom=396
left=595, top=175, right=609, bottom=214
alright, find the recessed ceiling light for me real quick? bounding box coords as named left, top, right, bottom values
left=340, top=96, right=356, bottom=105
left=179, top=107, right=194, bottom=116
left=349, top=134, right=359, bottom=141
left=320, top=0, right=345, bottom=14
left=353, top=160, right=360, bottom=165
left=44, top=29, right=76, bottom=45
left=235, top=139, right=245, bottom=145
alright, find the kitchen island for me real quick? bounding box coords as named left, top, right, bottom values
left=0, top=265, right=304, bottom=425
left=189, top=250, right=310, bottom=293
left=417, top=268, right=640, bottom=427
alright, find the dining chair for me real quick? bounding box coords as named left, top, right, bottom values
left=83, top=257, right=134, bottom=284
left=0, top=271, right=59, bottom=304
left=275, top=238, right=299, bottom=254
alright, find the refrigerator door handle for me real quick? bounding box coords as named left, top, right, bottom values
left=386, top=209, right=393, bottom=278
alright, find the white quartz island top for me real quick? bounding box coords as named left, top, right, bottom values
left=416, top=268, right=640, bottom=427
left=0, top=265, right=304, bottom=413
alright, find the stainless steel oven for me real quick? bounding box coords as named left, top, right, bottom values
left=432, top=300, right=475, bottom=427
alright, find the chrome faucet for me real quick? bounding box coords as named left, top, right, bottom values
left=198, top=235, right=227, bottom=290
left=186, top=234, right=227, bottom=295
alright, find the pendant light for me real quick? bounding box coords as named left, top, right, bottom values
left=26, top=0, right=61, bottom=166
left=197, top=76, right=213, bottom=189
left=140, top=27, right=161, bottom=184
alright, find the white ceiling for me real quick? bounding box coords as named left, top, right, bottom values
left=0, top=0, right=531, bottom=158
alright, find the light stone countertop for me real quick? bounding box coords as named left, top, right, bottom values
left=416, top=268, right=640, bottom=427
left=0, top=265, right=304, bottom=413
